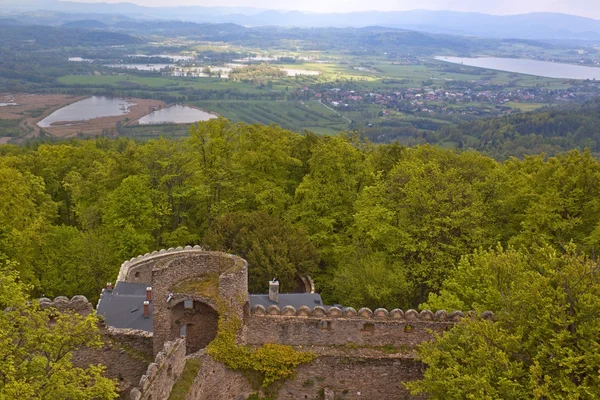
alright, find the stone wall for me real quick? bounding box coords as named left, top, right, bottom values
left=246, top=306, right=488, bottom=348
left=170, top=300, right=219, bottom=354
left=37, top=296, right=153, bottom=398
left=104, top=326, right=153, bottom=358
left=38, top=295, right=93, bottom=316
left=277, top=355, right=425, bottom=400
left=117, top=245, right=206, bottom=283
left=184, top=354, right=254, bottom=400
left=129, top=338, right=187, bottom=400
left=73, top=334, right=152, bottom=398
left=151, top=251, right=248, bottom=355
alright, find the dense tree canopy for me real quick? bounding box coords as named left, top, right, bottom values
left=2, top=119, right=600, bottom=309
left=0, top=263, right=118, bottom=400
left=410, top=245, right=600, bottom=399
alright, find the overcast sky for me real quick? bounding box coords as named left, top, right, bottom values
left=71, top=0, right=600, bottom=18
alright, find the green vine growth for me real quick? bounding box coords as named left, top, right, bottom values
left=206, top=303, right=316, bottom=390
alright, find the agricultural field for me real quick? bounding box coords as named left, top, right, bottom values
left=193, top=100, right=349, bottom=134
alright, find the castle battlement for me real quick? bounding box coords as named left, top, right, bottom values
left=117, top=245, right=205, bottom=283
left=250, top=304, right=494, bottom=322
left=129, top=338, right=187, bottom=400
left=38, top=295, right=93, bottom=316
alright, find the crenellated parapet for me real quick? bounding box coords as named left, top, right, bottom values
left=250, top=305, right=492, bottom=322
left=129, top=338, right=187, bottom=400
left=37, top=295, right=93, bottom=316
left=246, top=305, right=494, bottom=349
left=117, top=245, right=205, bottom=283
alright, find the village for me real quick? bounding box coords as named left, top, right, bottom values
left=305, top=79, right=600, bottom=118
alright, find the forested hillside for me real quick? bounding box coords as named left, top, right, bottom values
left=436, top=98, right=600, bottom=159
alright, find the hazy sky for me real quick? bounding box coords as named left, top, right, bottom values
left=71, top=0, right=600, bottom=18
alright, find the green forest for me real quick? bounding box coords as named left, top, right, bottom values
left=2, top=118, right=600, bottom=398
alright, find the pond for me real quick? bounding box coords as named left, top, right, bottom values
left=128, top=54, right=194, bottom=61
left=105, top=63, right=174, bottom=71
left=68, top=57, right=93, bottom=62
left=435, top=56, right=600, bottom=80
left=38, top=96, right=135, bottom=127
left=282, top=68, right=320, bottom=76
left=138, top=105, right=217, bottom=125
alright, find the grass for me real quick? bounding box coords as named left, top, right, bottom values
left=168, top=255, right=243, bottom=298
left=170, top=273, right=219, bottom=299
left=506, top=102, right=549, bottom=112
left=0, top=119, right=21, bottom=137
left=167, top=358, right=203, bottom=400
left=58, top=75, right=266, bottom=93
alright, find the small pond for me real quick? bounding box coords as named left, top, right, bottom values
left=38, top=96, right=135, bottom=127
left=105, top=63, right=174, bottom=71
left=138, top=105, right=217, bottom=125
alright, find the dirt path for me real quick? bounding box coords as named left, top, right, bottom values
left=314, top=99, right=352, bottom=123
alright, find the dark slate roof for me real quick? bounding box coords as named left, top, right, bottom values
left=249, top=293, right=326, bottom=309
left=97, top=282, right=153, bottom=332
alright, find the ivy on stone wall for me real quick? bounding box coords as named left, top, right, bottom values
left=206, top=304, right=316, bottom=389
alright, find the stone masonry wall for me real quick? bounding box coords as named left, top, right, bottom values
left=73, top=335, right=152, bottom=399
left=104, top=326, right=153, bottom=358
left=118, top=245, right=205, bottom=283
left=37, top=296, right=153, bottom=399
left=38, top=295, right=93, bottom=316
left=151, top=251, right=248, bottom=355
left=129, top=338, right=187, bottom=400
left=246, top=306, right=486, bottom=348
left=184, top=354, right=254, bottom=400
left=277, top=356, right=425, bottom=400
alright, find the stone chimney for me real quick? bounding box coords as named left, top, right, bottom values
left=268, top=280, right=279, bottom=303
left=143, top=301, right=150, bottom=318
left=106, top=282, right=113, bottom=291
left=146, top=287, right=152, bottom=301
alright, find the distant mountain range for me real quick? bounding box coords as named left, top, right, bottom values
left=3, top=0, right=600, bottom=41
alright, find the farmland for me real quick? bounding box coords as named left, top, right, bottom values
left=2, top=20, right=600, bottom=143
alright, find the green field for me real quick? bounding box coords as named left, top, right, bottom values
left=193, top=100, right=349, bottom=134
left=505, top=102, right=550, bottom=111
left=58, top=75, right=268, bottom=93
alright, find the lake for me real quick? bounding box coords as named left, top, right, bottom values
left=105, top=63, right=174, bottom=71
left=128, top=54, right=194, bottom=61
left=435, top=56, right=600, bottom=80
left=282, top=68, right=320, bottom=76
left=38, top=97, right=135, bottom=127
left=68, top=57, right=93, bottom=62
left=138, top=105, right=217, bottom=125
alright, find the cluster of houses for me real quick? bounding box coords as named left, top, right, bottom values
left=304, top=81, right=600, bottom=118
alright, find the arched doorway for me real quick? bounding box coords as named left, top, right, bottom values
left=171, top=300, right=219, bottom=354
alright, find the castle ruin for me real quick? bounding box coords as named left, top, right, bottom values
left=40, top=246, right=492, bottom=400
